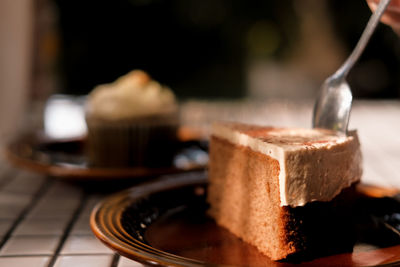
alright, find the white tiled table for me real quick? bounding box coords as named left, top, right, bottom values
left=0, top=164, right=142, bottom=267
left=1, top=99, right=400, bottom=267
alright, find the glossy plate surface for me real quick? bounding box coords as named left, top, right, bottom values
left=91, top=172, right=400, bottom=266
left=4, top=133, right=207, bottom=180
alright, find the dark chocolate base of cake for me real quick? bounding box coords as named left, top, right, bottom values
left=280, top=184, right=358, bottom=262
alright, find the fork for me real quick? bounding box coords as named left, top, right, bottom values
left=312, top=0, right=392, bottom=133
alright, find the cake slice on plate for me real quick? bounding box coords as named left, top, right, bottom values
left=207, top=122, right=362, bottom=261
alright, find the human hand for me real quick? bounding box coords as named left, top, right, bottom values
left=367, top=0, right=400, bottom=31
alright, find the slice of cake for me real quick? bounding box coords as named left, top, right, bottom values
left=207, top=122, right=362, bottom=261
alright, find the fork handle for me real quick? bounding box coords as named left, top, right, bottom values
left=333, top=0, right=392, bottom=80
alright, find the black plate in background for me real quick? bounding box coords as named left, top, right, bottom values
left=5, top=133, right=208, bottom=180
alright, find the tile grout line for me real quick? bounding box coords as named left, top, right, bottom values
left=0, top=176, right=52, bottom=250
left=46, top=192, right=88, bottom=267
left=110, top=254, right=120, bottom=267
left=0, top=255, right=55, bottom=260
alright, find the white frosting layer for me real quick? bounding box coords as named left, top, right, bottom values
left=86, top=70, right=177, bottom=120
left=212, top=122, right=362, bottom=207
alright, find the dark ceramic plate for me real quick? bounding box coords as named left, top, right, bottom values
left=90, top=171, right=400, bottom=266
left=5, top=133, right=208, bottom=180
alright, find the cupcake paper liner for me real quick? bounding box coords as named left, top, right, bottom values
left=86, top=115, right=179, bottom=167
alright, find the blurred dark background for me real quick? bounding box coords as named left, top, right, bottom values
left=32, top=0, right=400, bottom=100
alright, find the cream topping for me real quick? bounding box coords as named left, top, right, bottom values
left=86, top=70, right=177, bottom=120
left=212, top=122, right=362, bottom=207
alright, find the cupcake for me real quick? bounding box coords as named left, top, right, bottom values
left=85, top=70, right=179, bottom=167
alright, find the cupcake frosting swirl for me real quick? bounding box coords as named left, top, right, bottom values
left=86, top=70, right=177, bottom=120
